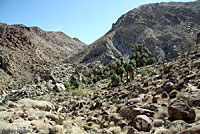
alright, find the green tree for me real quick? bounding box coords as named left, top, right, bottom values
left=118, top=66, right=125, bottom=82
left=123, top=62, right=129, bottom=81
left=127, top=63, right=134, bottom=80
left=120, top=57, right=124, bottom=65
left=111, top=62, right=117, bottom=72
left=111, top=74, right=121, bottom=86
left=142, top=57, right=147, bottom=66
left=147, top=57, right=156, bottom=65
left=129, top=60, right=136, bottom=68
left=132, top=44, right=156, bottom=67
left=141, top=52, right=148, bottom=58
left=103, top=71, right=109, bottom=79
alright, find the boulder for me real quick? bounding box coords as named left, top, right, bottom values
left=169, top=90, right=177, bottom=99
left=153, top=119, right=164, bottom=127
left=132, top=108, right=155, bottom=119
left=49, top=125, right=63, bottom=134
left=168, top=99, right=196, bottom=120
left=133, top=115, right=152, bottom=132
left=116, top=120, right=128, bottom=129
left=154, top=128, right=171, bottom=134
left=18, top=99, right=54, bottom=111
left=127, top=127, right=136, bottom=134
left=162, top=91, right=168, bottom=98
left=53, top=83, right=65, bottom=92
left=178, top=126, right=200, bottom=134
left=162, top=82, right=174, bottom=93
left=169, top=120, right=190, bottom=133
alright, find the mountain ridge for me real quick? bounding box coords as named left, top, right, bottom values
left=68, top=1, right=200, bottom=65
left=0, top=23, right=86, bottom=89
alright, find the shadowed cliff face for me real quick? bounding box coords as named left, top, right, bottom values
left=0, top=23, right=86, bottom=89
left=69, top=1, right=200, bottom=65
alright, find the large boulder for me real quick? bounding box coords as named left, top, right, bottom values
left=133, top=115, right=153, bottom=132
left=18, top=99, right=54, bottom=111
left=162, top=82, right=174, bottom=93
left=169, top=120, right=190, bottom=133
left=53, top=83, right=65, bottom=92
left=131, top=108, right=155, bottom=119
left=178, top=126, right=200, bottom=134
left=168, top=99, right=196, bottom=120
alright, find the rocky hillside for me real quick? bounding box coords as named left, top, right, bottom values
left=69, top=0, right=200, bottom=65
left=0, top=40, right=200, bottom=133
left=0, top=23, right=86, bottom=90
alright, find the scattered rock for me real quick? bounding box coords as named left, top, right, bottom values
left=163, top=82, right=174, bottom=93
left=49, top=125, right=63, bottom=134
left=53, top=83, right=65, bottom=92
left=133, top=115, right=153, bottom=132
left=153, top=119, right=164, bottom=127
left=162, top=91, right=168, bottom=98
left=132, top=108, right=155, bottom=119
left=127, top=127, right=136, bottom=134
left=178, top=125, right=200, bottom=134
left=169, top=120, right=190, bottom=133
left=18, top=99, right=54, bottom=111
left=169, top=90, right=178, bottom=99
left=154, top=128, right=171, bottom=134
left=168, top=99, right=196, bottom=120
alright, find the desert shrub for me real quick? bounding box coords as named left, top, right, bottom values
left=82, top=70, right=90, bottom=77
left=139, top=67, right=153, bottom=76
left=72, top=89, right=87, bottom=96
left=73, top=80, right=80, bottom=88
left=63, top=82, right=71, bottom=89
left=92, top=77, right=98, bottom=84
left=87, top=79, right=93, bottom=85
left=119, top=107, right=132, bottom=119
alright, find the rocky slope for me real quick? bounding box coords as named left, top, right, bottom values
left=69, top=1, right=200, bottom=65
left=0, top=23, right=86, bottom=90
left=1, top=41, right=200, bottom=133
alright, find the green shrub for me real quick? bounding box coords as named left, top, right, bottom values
left=87, top=79, right=93, bottom=85
left=72, top=89, right=87, bottom=96
left=147, top=57, right=156, bottom=65
left=63, top=82, right=71, bottom=89
left=119, top=107, right=132, bottom=119
left=92, top=77, right=98, bottom=83
left=139, top=67, right=153, bottom=76
left=73, top=80, right=80, bottom=88
left=82, top=70, right=90, bottom=77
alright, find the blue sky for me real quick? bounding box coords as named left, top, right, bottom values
left=0, top=0, right=195, bottom=44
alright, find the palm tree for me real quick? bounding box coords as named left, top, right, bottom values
left=123, top=62, right=129, bottom=81
left=118, top=66, right=125, bottom=82
left=127, top=63, right=134, bottom=80
left=111, top=74, right=120, bottom=86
